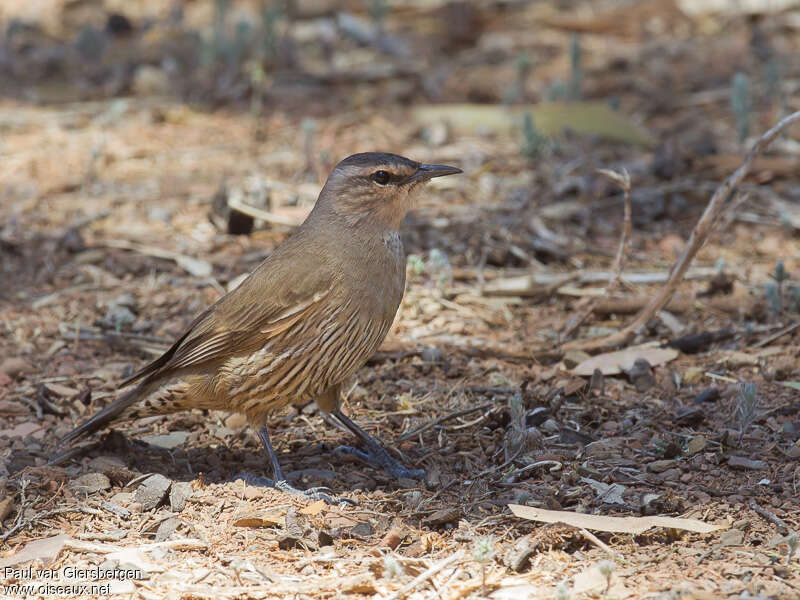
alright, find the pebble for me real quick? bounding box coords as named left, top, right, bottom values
left=0, top=358, right=34, bottom=379
left=169, top=482, right=194, bottom=512
left=728, top=456, right=767, bottom=470
left=69, top=472, right=111, bottom=495
left=627, top=358, right=655, bottom=392
left=647, top=459, right=678, bottom=473
left=134, top=474, right=172, bottom=511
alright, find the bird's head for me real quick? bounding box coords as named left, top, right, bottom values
left=315, top=152, right=461, bottom=230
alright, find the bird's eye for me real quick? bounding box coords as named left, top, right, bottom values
left=371, top=170, right=391, bottom=185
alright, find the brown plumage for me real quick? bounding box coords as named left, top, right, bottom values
left=60, top=152, right=461, bottom=495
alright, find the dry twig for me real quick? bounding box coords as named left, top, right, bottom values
left=563, top=110, right=800, bottom=352
left=561, top=168, right=631, bottom=340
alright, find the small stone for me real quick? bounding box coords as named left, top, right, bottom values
left=0, top=358, right=34, bottom=379
left=687, top=436, right=707, bottom=455
left=140, top=432, right=189, bottom=450
left=422, top=507, right=460, bottom=527
left=674, top=406, right=704, bottom=426
left=169, top=481, right=193, bottom=512
left=110, top=492, right=134, bottom=506
left=661, top=468, right=681, bottom=481
left=684, top=366, right=704, bottom=384
left=134, top=474, right=172, bottom=511
left=692, top=388, right=720, bottom=403
left=421, top=346, right=443, bottom=362
left=155, top=517, right=181, bottom=543
left=318, top=530, right=334, bottom=547
left=728, top=456, right=767, bottom=470
left=627, top=358, right=655, bottom=392
left=349, top=522, right=374, bottom=537
left=788, top=439, right=800, bottom=459
left=380, top=527, right=404, bottom=550
left=69, top=473, right=111, bottom=495
left=101, top=502, right=131, bottom=518
left=647, top=459, right=678, bottom=473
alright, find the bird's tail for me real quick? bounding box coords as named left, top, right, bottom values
left=59, top=384, right=146, bottom=445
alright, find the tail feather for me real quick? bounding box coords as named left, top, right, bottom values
left=59, top=384, right=145, bottom=445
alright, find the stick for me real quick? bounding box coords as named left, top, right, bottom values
left=563, top=110, right=800, bottom=352
left=748, top=499, right=790, bottom=535
left=226, top=194, right=304, bottom=227
left=385, top=551, right=463, bottom=600
left=561, top=168, right=632, bottom=340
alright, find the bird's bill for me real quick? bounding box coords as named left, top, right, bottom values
left=409, top=163, right=463, bottom=183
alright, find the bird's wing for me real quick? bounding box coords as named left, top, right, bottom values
left=121, top=253, right=336, bottom=387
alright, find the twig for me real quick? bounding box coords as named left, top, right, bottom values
left=397, top=402, right=494, bottom=442
left=753, top=321, right=800, bottom=348
left=0, top=506, right=101, bottom=542
left=226, top=194, right=303, bottom=227
left=579, top=528, right=624, bottom=561
left=563, top=110, right=800, bottom=352
left=385, top=551, right=463, bottom=600
left=561, top=168, right=632, bottom=340
left=748, top=499, right=790, bottom=535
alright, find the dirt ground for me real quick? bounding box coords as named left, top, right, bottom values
left=1, top=1, right=799, bottom=599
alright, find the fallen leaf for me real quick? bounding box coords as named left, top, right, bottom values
left=0, top=534, right=71, bottom=568
left=508, top=505, right=724, bottom=534
left=233, top=512, right=284, bottom=528
left=412, top=102, right=655, bottom=147
left=570, top=343, right=679, bottom=376
left=298, top=500, right=326, bottom=517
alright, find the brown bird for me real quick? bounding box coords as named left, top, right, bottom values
left=60, top=152, right=461, bottom=500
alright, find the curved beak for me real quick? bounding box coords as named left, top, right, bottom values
left=409, top=163, right=462, bottom=183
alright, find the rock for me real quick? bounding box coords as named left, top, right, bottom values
left=687, top=435, right=707, bottom=455
left=380, top=527, right=405, bottom=550
left=728, top=456, right=767, bottom=470
left=647, top=459, right=678, bottom=473
left=674, top=406, right=704, bottom=426
left=140, top=432, right=189, bottom=450
left=0, top=358, right=34, bottom=379
left=155, top=517, right=181, bottom=543
left=349, top=522, right=374, bottom=537
left=627, top=358, right=655, bottom=392
left=101, top=502, right=131, bottom=518
left=788, top=439, right=800, bottom=459
left=134, top=474, right=172, bottom=511
left=683, top=366, right=704, bottom=384
left=505, top=534, right=538, bottom=572
left=692, top=387, right=720, bottom=403
left=88, top=456, right=136, bottom=486
left=422, top=507, right=460, bottom=527
left=169, top=481, right=193, bottom=512
left=660, top=468, right=681, bottom=481
left=69, top=473, right=111, bottom=495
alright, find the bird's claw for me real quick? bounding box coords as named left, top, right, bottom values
left=234, top=473, right=355, bottom=506
left=335, top=442, right=425, bottom=481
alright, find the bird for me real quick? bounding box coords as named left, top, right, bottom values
left=59, top=152, right=462, bottom=501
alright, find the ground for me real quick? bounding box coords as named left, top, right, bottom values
left=0, top=1, right=799, bottom=599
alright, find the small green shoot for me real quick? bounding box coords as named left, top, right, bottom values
left=731, top=72, right=751, bottom=143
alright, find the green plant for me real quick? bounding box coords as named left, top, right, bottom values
left=735, top=382, right=760, bottom=444
left=568, top=33, right=582, bottom=101
left=597, top=560, right=616, bottom=596
left=731, top=72, right=751, bottom=143
left=369, top=0, right=389, bottom=27
left=520, top=112, right=550, bottom=160
left=472, top=536, right=495, bottom=593
left=785, top=531, right=798, bottom=565
left=427, top=248, right=452, bottom=290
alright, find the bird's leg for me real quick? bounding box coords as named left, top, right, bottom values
left=332, top=410, right=425, bottom=480
left=234, top=426, right=355, bottom=506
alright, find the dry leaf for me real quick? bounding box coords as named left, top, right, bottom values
left=233, top=512, right=284, bottom=528
left=412, top=102, right=655, bottom=147
left=508, top=505, right=723, bottom=534
left=570, top=343, right=679, bottom=376
left=298, top=500, right=326, bottom=516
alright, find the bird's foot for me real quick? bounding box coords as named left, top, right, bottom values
left=233, top=473, right=355, bottom=506
left=335, top=439, right=425, bottom=481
